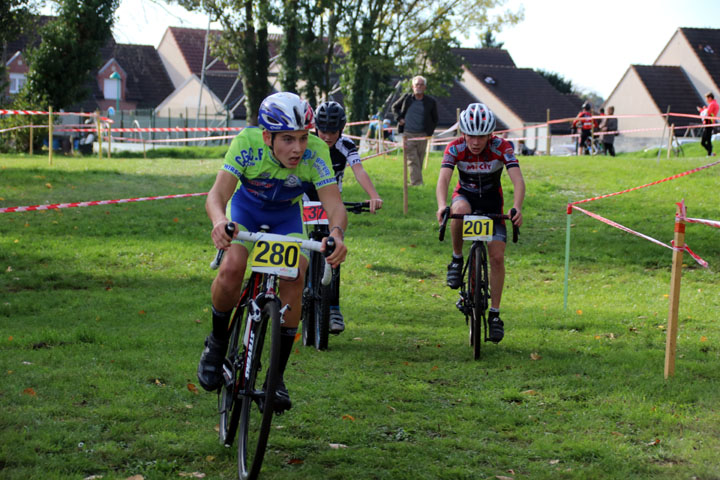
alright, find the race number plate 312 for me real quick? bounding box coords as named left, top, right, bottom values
left=462, top=216, right=494, bottom=242
left=249, top=233, right=301, bottom=277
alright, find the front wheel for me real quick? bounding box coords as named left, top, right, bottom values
left=237, top=300, right=281, bottom=480
left=469, top=243, right=489, bottom=360
left=301, top=255, right=316, bottom=347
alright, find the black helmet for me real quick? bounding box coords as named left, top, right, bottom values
left=582, top=102, right=592, bottom=111
left=315, top=101, right=346, bottom=132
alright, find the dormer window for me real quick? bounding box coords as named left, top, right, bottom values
left=484, top=76, right=496, bottom=85
left=703, top=44, right=715, bottom=54
left=104, top=76, right=121, bottom=100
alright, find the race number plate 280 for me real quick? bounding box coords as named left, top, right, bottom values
left=249, top=233, right=301, bottom=277
left=462, top=216, right=494, bottom=242
left=303, top=201, right=329, bottom=225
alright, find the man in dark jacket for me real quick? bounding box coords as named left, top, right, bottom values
left=392, top=75, right=439, bottom=186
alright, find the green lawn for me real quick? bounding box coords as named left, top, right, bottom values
left=1, top=148, right=719, bottom=479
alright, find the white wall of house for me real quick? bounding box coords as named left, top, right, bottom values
left=155, top=75, right=228, bottom=121
left=157, top=30, right=191, bottom=89
left=654, top=29, right=718, bottom=98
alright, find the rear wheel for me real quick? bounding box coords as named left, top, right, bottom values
left=301, top=253, right=316, bottom=347
left=237, top=300, right=281, bottom=480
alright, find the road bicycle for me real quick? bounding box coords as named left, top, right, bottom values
left=301, top=201, right=371, bottom=350
left=210, top=223, right=333, bottom=479
left=438, top=207, right=519, bottom=360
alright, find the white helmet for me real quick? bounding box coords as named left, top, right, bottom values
left=258, top=92, right=315, bottom=132
left=459, top=103, right=496, bottom=135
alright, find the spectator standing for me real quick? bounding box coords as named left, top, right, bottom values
left=697, top=92, right=719, bottom=156
left=600, top=106, right=618, bottom=157
left=392, top=75, right=439, bottom=186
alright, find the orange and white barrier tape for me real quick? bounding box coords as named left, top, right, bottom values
left=0, top=192, right=207, bottom=214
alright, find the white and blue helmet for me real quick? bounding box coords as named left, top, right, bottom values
left=258, top=92, right=314, bottom=132
left=459, top=103, right=496, bottom=135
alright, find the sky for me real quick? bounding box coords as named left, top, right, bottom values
left=46, top=0, right=720, bottom=100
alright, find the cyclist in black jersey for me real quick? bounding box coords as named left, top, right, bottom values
left=305, top=101, right=383, bottom=334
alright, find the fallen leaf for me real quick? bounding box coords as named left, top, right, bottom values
left=611, top=431, right=623, bottom=436
left=8, top=336, right=12, bottom=341
left=138, top=310, right=146, bottom=315
left=352, top=337, right=362, bottom=341
left=84, top=476, right=104, bottom=480
left=205, top=456, right=215, bottom=462
left=6, top=266, right=12, bottom=272
left=521, top=390, right=537, bottom=395
left=549, top=459, right=560, bottom=465
left=178, top=473, right=205, bottom=478
left=288, top=458, right=303, bottom=465
left=417, top=279, right=424, bottom=283
left=187, top=383, right=199, bottom=394
left=430, top=365, right=438, bottom=371
left=23, top=387, right=36, bottom=396
left=663, top=294, right=669, bottom=298
left=495, top=476, right=514, bottom=480
left=22, top=361, right=32, bottom=365
left=173, top=218, right=179, bottom=223
left=125, top=476, right=144, bottom=480
left=294, top=332, right=302, bottom=343
left=530, top=352, right=541, bottom=361
left=45, top=183, right=52, bottom=188
left=365, top=264, right=373, bottom=269
left=647, top=438, right=661, bottom=446
left=431, top=293, right=441, bottom=298
left=329, top=443, right=347, bottom=449
left=701, top=336, right=708, bottom=342
left=341, top=414, right=355, bottom=421
left=386, top=405, right=396, bottom=412
left=576, top=309, right=583, bottom=315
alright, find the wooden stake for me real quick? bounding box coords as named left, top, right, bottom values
left=664, top=204, right=685, bottom=379
left=546, top=109, right=551, bottom=156
left=48, top=106, right=53, bottom=165
left=107, top=122, right=112, bottom=159
left=667, top=124, right=674, bottom=159
left=96, top=111, right=102, bottom=159
left=29, top=119, right=33, bottom=156
left=402, top=135, right=408, bottom=215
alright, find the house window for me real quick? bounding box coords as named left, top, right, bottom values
left=9, top=73, right=26, bottom=94
left=103, top=77, right=121, bottom=100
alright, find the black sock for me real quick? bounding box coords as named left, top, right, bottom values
left=489, top=308, right=500, bottom=319
left=452, top=254, right=463, bottom=263
left=211, top=305, right=233, bottom=343
left=278, top=327, right=297, bottom=378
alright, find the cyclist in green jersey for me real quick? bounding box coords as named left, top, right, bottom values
left=198, top=92, right=348, bottom=412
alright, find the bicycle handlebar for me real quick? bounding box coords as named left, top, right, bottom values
left=210, top=222, right=330, bottom=270
left=438, top=207, right=519, bottom=244
left=321, top=237, right=335, bottom=286
left=343, top=201, right=372, bottom=214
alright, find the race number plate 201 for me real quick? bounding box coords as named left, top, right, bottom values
left=303, top=201, right=329, bottom=225
left=462, top=216, right=494, bottom=242
left=249, top=234, right=301, bottom=277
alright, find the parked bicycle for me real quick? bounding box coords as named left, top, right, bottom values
left=211, top=222, right=334, bottom=479
left=301, top=201, right=371, bottom=350
left=438, top=207, right=519, bottom=359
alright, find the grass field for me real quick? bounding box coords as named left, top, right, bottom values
left=1, top=146, right=719, bottom=480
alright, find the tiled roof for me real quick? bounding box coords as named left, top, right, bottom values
left=450, top=47, right=516, bottom=67
left=203, top=71, right=246, bottom=119
left=4, top=15, right=54, bottom=56
left=434, top=80, right=508, bottom=131
left=679, top=27, right=720, bottom=92
left=168, top=27, right=284, bottom=75
left=168, top=27, right=231, bottom=74
left=632, top=65, right=704, bottom=129
left=464, top=64, right=581, bottom=133
left=73, top=41, right=173, bottom=111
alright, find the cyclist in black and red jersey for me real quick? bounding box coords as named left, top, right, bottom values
left=436, top=103, right=525, bottom=343
left=305, top=101, right=383, bottom=334
left=572, top=102, right=597, bottom=155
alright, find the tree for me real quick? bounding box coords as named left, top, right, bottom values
left=536, top=69, right=573, bottom=95
left=479, top=29, right=504, bottom=48
left=179, top=0, right=273, bottom=126
left=21, top=0, right=119, bottom=109
left=0, top=0, right=39, bottom=99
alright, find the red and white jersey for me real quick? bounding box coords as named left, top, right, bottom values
left=441, top=136, right=519, bottom=198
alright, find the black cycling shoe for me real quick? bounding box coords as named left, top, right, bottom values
left=197, top=333, right=227, bottom=391
left=488, top=316, right=505, bottom=343
left=259, top=378, right=292, bottom=414
left=329, top=310, right=345, bottom=335
left=446, top=258, right=463, bottom=289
